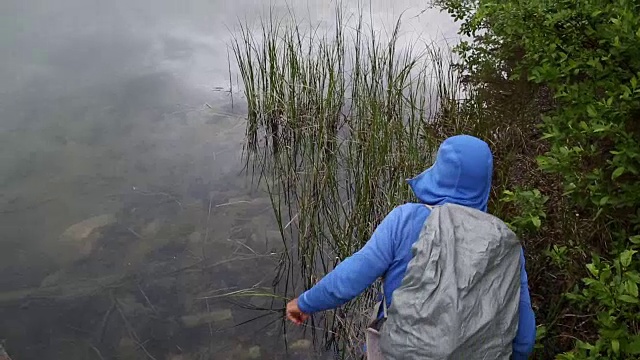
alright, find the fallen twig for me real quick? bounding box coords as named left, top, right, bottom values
left=128, top=228, right=143, bottom=239
left=89, top=344, right=106, bottom=360
left=98, top=300, right=116, bottom=343
left=137, top=283, right=158, bottom=315
left=215, top=200, right=252, bottom=207
left=115, top=299, right=158, bottom=360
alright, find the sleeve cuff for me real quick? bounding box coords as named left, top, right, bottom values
left=297, top=292, right=313, bottom=314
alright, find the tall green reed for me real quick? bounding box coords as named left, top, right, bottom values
left=233, top=8, right=462, bottom=357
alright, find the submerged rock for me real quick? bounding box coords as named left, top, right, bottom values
left=118, top=295, right=153, bottom=316
left=57, top=214, right=116, bottom=262
left=265, top=230, right=281, bottom=243
left=60, top=214, right=116, bottom=241
left=248, top=295, right=272, bottom=309
left=214, top=344, right=257, bottom=360
left=117, top=337, right=138, bottom=360
left=40, top=270, right=65, bottom=287
left=165, top=353, right=189, bottom=360
left=264, top=230, right=286, bottom=252
left=290, top=339, right=312, bottom=351
left=188, top=231, right=202, bottom=243
left=142, top=219, right=163, bottom=237
left=180, top=309, right=233, bottom=328
left=247, top=346, right=261, bottom=359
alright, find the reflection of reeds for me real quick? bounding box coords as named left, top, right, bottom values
left=233, top=7, right=462, bottom=357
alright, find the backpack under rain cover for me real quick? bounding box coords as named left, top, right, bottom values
left=380, top=203, right=522, bottom=359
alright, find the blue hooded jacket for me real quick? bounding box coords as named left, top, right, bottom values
left=297, top=135, right=536, bottom=359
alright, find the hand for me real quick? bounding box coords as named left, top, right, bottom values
left=286, top=298, right=309, bottom=325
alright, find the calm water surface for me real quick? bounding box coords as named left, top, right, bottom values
left=0, top=1, right=456, bottom=358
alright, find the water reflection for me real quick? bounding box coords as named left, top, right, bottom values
left=0, top=0, right=455, bottom=358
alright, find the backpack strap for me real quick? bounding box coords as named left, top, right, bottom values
left=381, top=283, right=388, bottom=318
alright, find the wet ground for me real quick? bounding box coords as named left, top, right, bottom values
left=0, top=0, right=456, bottom=358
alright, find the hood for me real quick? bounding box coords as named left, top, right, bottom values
left=408, top=135, right=493, bottom=212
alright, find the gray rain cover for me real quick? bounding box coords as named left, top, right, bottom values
left=380, top=204, right=521, bottom=359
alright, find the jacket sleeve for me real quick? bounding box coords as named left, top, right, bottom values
left=513, top=250, right=536, bottom=359
left=296, top=207, right=404, bottom=314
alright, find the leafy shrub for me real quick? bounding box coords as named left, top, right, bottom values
left=438, top=0, right=640, bottom=358
left=500, top=188, right=548, bottom=235
left=561, top=240, right=640, bottom=358
left=546, top=245, right=569, bottom=268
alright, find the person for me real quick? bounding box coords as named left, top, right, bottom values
left=285, top=135, right=536, bottom=359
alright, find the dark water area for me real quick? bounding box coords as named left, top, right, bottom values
left=0, top=1, right=456, bottom=358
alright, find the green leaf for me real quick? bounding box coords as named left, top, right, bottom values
left=536, top=325, right=547, bottom=339
left=565, top=292, right=584, bottom=301
left=612, top=339, right=620, bottom=354
left=618, top=294, right=639, bottom=304
left=593, top=208, right=604, bottom=220
left=621, top=250, right=637, bottom=267
left=628, top=338, right=640, bottom=354
left=599, top=196, right=609, bottom=206
left=627, top=280, right=639, bottom=297
left=540, top=132, right=555, bottom=140
left=631, top=235, right=640, bottom=245
left=578, top=341, right=596, bottom=351
left=531, top=217, right=542, bottom=229
left=587, top=105, right=597, bottom=117
left=587, top=263, right=599, bottom=277
left=627, top=271, right=640, bottom=283
left=612, top=167, right=625, bottom=180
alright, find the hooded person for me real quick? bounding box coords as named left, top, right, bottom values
left=286, top=135, right=536, bottom=359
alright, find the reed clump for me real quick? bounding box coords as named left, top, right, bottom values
left=233, top=8, right=466, bottom=358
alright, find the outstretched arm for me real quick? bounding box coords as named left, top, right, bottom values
left=292, top=207, right=404, bottom=315
left=513, top=250, right=536, bottom=359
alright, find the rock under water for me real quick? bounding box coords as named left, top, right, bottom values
left=56, top=214, right=117, bottom=263
left=180, top=309, right=233, bottom=328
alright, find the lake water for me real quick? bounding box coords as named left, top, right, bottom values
left=0, top=1, right=456, bottom=358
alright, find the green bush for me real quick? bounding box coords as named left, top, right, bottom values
left=438, top=0, right=640, bottom=358
left=561, top=243, right=640, bottom=358
left=500, top=188, right=548, bottom=235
